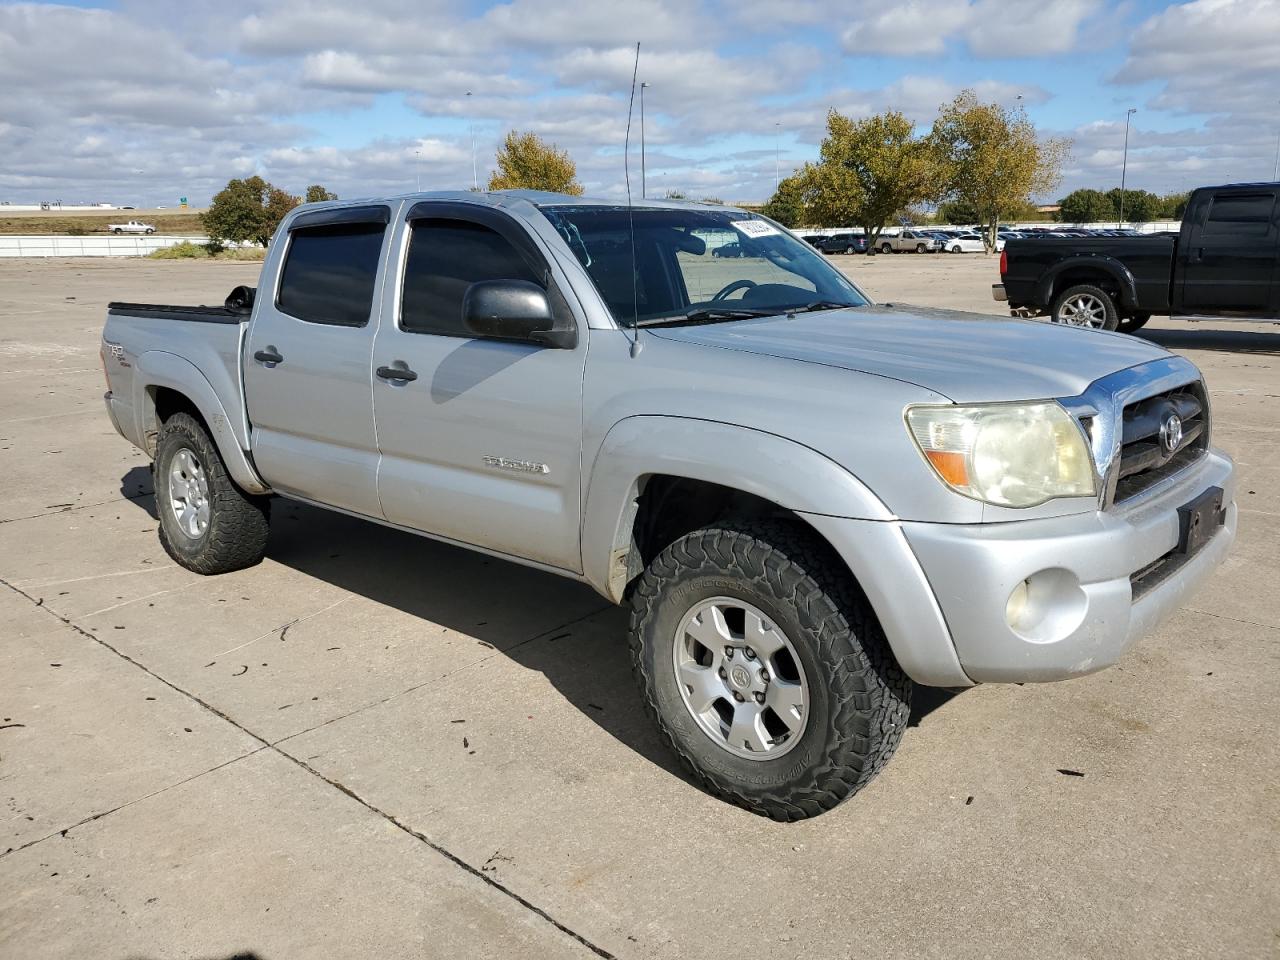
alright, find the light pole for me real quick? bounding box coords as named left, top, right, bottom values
left=1119, top=107, right=1136, bottom=228
left=640, top=82, right=649, bottom=199
left=774, top=121, right=781, bottom=193
left=1272, top=99, right=1279, bottom=180
left=466, top=91, right=477, bottom=191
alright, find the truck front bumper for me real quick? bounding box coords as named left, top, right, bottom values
left=803, top=448, right=1236, bottom=686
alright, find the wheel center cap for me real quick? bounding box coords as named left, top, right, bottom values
left=728, top=663, right=753, bottom=690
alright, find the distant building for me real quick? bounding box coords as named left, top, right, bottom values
left=1036, top=204, right=1062, bottom=215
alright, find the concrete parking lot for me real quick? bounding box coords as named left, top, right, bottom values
left=1, top=254, right=1277, bottom=959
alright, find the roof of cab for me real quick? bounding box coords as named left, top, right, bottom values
left=298, top=189, right=748, bottom=215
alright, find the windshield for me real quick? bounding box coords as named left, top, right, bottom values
left=537, top=206, right=869, bottom=327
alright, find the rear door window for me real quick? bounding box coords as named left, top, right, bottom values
left=277, top=222, right=386, bottom=326
left=1204, top=193, right=1275, bottom=238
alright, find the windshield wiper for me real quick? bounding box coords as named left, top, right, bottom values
left=634, top=306, right=778, bottom=328
left=787, top=300, right=860, bottom=313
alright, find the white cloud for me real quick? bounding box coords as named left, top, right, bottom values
left=839, top=0, right=1102, bottom=57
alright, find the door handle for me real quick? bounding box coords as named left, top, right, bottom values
left=253, top=347, right=283, bottom=365
left=376, top=364, right=418, bottom=383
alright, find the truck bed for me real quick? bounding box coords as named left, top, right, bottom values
left=1001, top=235, right=1177, bottom=314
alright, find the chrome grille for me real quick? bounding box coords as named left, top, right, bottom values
left=1112, top=383, right=1209, bottom=504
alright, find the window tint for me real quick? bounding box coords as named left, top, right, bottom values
left=1205, top=193, right=1275, bottom=237
left=277, top=222, right=386, bottom=326
left=401, top=219, right=542, bottom=336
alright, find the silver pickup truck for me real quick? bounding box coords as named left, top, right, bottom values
left=101, top=192, right=1236, bottom=820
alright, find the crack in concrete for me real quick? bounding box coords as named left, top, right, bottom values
left=271, top=603, right=613, bottom=750
left=0, top=576, right=618, bottom=960
left=0, top=489, right=154, bottom=526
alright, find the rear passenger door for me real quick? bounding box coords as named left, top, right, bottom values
left=1177, top=189, right=1278, bottom=317
left=371, top=201, right=588, bottom=572
left=243, top=205, right=393, bottom=518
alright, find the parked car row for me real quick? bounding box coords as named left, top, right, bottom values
left=801, top=229, right=1004, bottom=254
left=800, top=225, right=1159, bottom=257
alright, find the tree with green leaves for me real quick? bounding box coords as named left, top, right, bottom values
left=1106, top=188, right=1161, bottom=223
left=760, top=173, right=807, bottom=227
left=487, top=130, right=583, bottom=195
left=795, top=109, right=946, bottom=248
left=931, top=90, right=1069, bottom=251
left=1159, top=191, right=1191, bottom=219
left=304, top=185, right=338, bottom=203
left=202, top=176, right=300, bottom=246
left=1057, top=188, right=1114, bottom=223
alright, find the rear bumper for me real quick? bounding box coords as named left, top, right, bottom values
left=992, top=283, right=1008, bottom=301
left=804, top=448, right=1235, bottom=687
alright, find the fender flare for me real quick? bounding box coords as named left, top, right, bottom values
left=1035, top=255, right=1139, bottom=310
left=580, top=416, right=893, bottom=601
left=131, top=351, right=270, bottom=494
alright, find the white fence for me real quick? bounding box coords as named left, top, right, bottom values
left=0, top=235, right=209, bottom=258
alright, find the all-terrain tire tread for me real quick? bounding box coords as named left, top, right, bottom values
left=155, top=412, right=269, bottom=575
left=629, top=518, right=911, bottom=821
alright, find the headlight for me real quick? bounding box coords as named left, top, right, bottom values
left=906, top=402, right=1096, bottom=507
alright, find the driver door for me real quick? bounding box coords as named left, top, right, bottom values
left=371, top=203, right=588, bottom=572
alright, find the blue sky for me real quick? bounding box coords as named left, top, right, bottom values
left=1, top=0, right=1277, bottom=206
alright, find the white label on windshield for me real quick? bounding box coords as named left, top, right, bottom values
left=732, top=219, right=780, bottom=238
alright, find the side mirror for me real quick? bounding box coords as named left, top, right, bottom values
left=462, top=279, right=576, bottom=349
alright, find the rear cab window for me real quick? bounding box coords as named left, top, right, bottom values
left=277, top=208, right=390, bottom=326
left=1204, top=193, right=1276, bottom=238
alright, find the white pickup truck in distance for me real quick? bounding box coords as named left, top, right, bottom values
left=100, top=191, right=1236, bottom=820
left=108, top=220, right=155, bottom=234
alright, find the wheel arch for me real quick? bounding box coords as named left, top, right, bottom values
left=1037, top=257, right=1138, bottom=310
left=133, top=352, right=270, bottom=494
left=581, top=416, right=893, bottom=604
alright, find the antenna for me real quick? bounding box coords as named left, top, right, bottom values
left=623, top=41, right=643, bottom=358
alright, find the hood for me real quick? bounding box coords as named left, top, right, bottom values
left=647, top=304, right=1170, bottom=402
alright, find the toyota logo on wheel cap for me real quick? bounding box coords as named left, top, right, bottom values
left=1159, top=413, right=1183, bottom=456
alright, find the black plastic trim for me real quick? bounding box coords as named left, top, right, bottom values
left=107, top=303, right=246, bottom=324
left=289, top=204, right=391, bottom=231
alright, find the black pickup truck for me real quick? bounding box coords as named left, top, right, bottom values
left=994, top=182, right=1279, bottom=332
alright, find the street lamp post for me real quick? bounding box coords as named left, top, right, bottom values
left=466, top=91, right=477, bottom=191
left=415, top=149, right=422, bottom=192
left=1119, top=107, right=1136, bottom=228
left=1273, top=99, right=1279, bottom=180
left=640, top=82, right=649, bottom=199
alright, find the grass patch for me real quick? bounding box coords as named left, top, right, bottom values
left=0, top=211, right=206, bottom=235
left=149, top=241, right=265, bottom=261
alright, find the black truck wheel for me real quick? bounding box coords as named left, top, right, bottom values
left=629, top=519, right=912, bottom=820
left=1117, top=313, right=1151, bottom=334
left=1050, top=284, right=1119, bottom=331
left=155, top=413, right=269, bottom=575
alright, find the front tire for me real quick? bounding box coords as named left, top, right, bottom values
left=1050, top=283, right=1119, bottom=331
left=629, top=520, right=912, bottom=820
left=155, top=412, right=269, bottom=574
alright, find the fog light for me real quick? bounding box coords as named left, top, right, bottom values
left=1004, top=569, right=1088, bottom=643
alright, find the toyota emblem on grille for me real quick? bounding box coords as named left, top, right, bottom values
left=1159, top=413, right=1183, bottom=456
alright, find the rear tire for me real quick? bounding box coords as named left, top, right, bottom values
left=1050, top=283, right=1119, bottom=331
left=915, top=243, right=927, bottom=253
left=629, top=519, right=912, bottom=820
left=880, top=242, right=893, bottom=254
left=155, top=413, right=269, bottom=575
